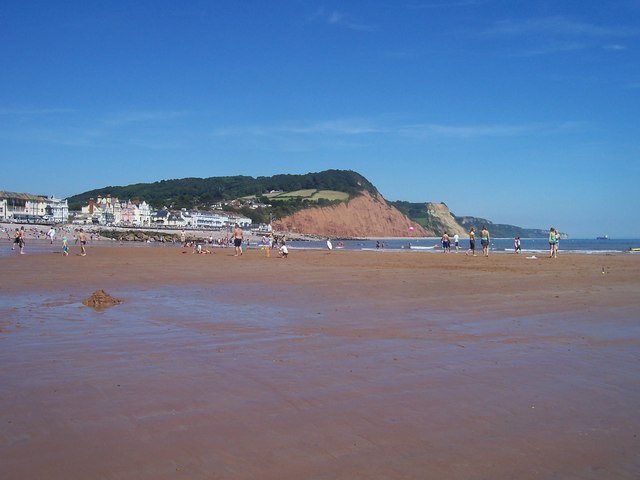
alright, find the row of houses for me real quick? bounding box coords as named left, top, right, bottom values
left=81, top=194, right=253, bottom=229
left=0, top=192, right=253, bottom=230
left=0, top=191, right=69, bottom=224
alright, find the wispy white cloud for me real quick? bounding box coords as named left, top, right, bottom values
left=0, top=108, right=192, bottom=149
left=485, top=16, right=638, bottom=38
left=0, top=107, right=77, bottom=116
left=0, top=126, right=104, bottom=147
left=482, top=16, right=638, bottom=57
left=102, top=110, right=189, bottom=126
left=397, top=121, right=583, bottom=139
left=213, top=119, right=384, bottom=137
left=212, top=118, right=582, bottom=141
left=603, top=44, right=627, bottom=51
left=408, top=0, right=485, bottom=9
left=311, top=7, right=376, bottom=32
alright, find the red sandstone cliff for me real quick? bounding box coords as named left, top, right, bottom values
left=272, top=191, right=433, bottom=238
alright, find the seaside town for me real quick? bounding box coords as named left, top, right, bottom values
left=0, top=190, right=254, bottom=230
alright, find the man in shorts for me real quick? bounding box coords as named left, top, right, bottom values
left=78, top=229, right=87, bottom=256
left=233, top=224, right=243, bottom=256
left=465, top=227, right=476, bottom=256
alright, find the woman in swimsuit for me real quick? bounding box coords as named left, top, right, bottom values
left=480, top=226, right=490, bottom=257
left=548, top=227, right=558, bottom=258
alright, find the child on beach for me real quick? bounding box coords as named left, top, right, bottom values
left=62, top=236, right=69, bottom=256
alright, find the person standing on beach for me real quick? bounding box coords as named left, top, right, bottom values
left=78, top=229, right=87, bottom=256
left=233, top=224, right=243, bottom=256
left=466, top=227, right=476, bottom=256
left=514, top=236, right=521, bottom=254
left=47, top=227, right=56, bottom=244
left=481, top=226, right=490, bottom=257
left=441, top=232, right=450, bottom=253
left=453, top=233, right=460, bottom=253
left=549, top=227, right=558, bottom=258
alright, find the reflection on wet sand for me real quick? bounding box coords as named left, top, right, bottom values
left=1, top=248, right=639, bottom=479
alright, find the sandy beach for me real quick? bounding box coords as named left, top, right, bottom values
left=1, top=243, right=639, bottom=479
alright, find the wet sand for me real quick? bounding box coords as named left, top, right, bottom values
left=1, top=245, right=640, bottom=479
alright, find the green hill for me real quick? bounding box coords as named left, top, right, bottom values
left=67, top=170, right=546, bottom=236
left=390, top=201, right=548, bottom=238
left=453, top=215, right=549, bottom=238
left=66, top=170, right=378, bottom=223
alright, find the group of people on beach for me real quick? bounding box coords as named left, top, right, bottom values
left=6, top=222, right=562, bottom=260
left=11, top=227, right=26, bottom=254
left=8, top=226, right=87, bottom=256
left=461, top=226, right=559, bottom=257
left=462, top=226, right=491, bottom=257
left=439, top=232, right=461, bottom=253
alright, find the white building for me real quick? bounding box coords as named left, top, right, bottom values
left=191, top=211, right=229, bottom=229
left=44, top=196, right=69, bottom=224
left=81, top=195, right=121, bottom=225
left=119, top=200, right=153, bottom=226
left=0, top=191, right=69, bottom=223
left=227, top=214, right=252, bottom=228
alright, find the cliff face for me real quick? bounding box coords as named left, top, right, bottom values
left=424, top=202, right=467, bottom=237
left=272, top=191, right=430, bottom=238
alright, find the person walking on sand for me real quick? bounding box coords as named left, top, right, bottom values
left=47, top=227, right=56, bottom=244
left=481, top=226, right=490, bottom=257
left=514, top=236, right=521, bottom=254
left=78, top=229, right=87, bottom=256
left=549, top=227, right=558, bottom=258
left=12, top=228, right=20, bottom=251
left=62, top=235, right=69, bottom=256
left=18, top=227, right=26, bottom=254
left=465, top=227, right=476, bottom=256
left=233, top=224, right=243, bottom=256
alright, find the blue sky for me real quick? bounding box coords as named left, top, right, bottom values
left=1, top=0, right=639, bottom=237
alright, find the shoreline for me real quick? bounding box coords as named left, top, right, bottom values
left=3, top=223, right=638, bottom=260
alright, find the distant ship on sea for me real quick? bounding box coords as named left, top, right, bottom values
left=596, top=235, right=609, bottom=240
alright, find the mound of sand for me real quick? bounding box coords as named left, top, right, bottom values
left=82, top=290, right=123, bottom=310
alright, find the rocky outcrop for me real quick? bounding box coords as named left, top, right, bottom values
left=272, top=191, right=431, bottom=238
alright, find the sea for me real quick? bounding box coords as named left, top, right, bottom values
left=286, top=237, right=640, bottom=255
